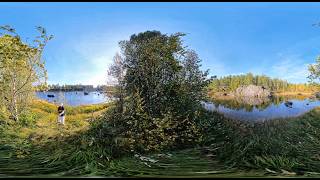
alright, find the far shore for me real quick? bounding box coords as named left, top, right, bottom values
left=209, top=91, right=317, bottom=101
left=273, top=91, right=314, bottom=96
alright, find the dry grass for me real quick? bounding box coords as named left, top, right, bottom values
left=274, top=91, right=314, bottom=97
left=2, top=99, right=320, bottom=177
left=6, top=100, right=110, bottom=145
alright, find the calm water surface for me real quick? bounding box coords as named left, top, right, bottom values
left=36, top=91, right=320, bottom=121
left=203, top=97, right=320, bottom=121
left=36, top=91, right=110, bottom=106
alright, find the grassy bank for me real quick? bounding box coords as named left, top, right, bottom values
left=1, top=100, right=109, bottom=142
left=274, top=91, right=314, bottom=97
left=0, top=100, right=111, bottom=176
left=1, top=100, right=320, bottom=177
left=201, top=107, right=320, bottom=176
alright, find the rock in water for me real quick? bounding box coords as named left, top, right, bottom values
left=284, top=101, right=293, bottom=108
left=234, top=85, right=271, bottom=98
left=315, top=92, right=320, bottom=98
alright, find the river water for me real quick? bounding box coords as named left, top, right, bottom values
left=203, top=96, right=320, bottom=121
left=36, top=91, right=110, bottom=106
left=36, top=91, right=320, bottom=121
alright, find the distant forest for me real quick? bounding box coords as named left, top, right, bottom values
left=45, top=84, right=114, bottom=92
left=208, top=73, right=319, bottom=93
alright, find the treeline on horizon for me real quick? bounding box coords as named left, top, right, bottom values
left=45, top=73, right=320, bottom=93
left=43, top=84, right=115, bottom=92
left=208, top=73, right=319, bottom=93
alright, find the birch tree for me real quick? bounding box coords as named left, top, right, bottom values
left=107, top=52, right=126, bottom=113
left=0, top=26, right=52, bottom=121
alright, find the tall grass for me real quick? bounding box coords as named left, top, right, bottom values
left=0, top=100, right=111, bottom=176
left=1, top=99, right=320, bottom=177
left=201, top=107, right=320, bottom=174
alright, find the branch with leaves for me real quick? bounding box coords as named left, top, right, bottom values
left=0, top=25, right=53, bottom=121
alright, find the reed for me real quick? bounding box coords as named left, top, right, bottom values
left=1, top=100, right=320, bottom=177
left=203, top=107, right=320, bottom=175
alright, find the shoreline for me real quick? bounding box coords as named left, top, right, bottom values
left=1, top=95, right=320, bottom=177
left=34, top=98, right=111, bottom=108
left=209, top=91, right=316, bottom=101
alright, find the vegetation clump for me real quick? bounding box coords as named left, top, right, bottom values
left=0, top=26, right=52, bottom=122
left=101, top=31, right=212, bottom=155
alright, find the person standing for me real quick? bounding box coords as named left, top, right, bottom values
left=57, top=103, right=65, bottom=125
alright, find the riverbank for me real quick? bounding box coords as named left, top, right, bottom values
left=201, top=107, right=320, bottom=176
left=2, top=100, right=109, bottom=141
left=1, top=100, right=320, bottom=177
left=274, top=91, right=313, bottom=96
left=0, top=100, right=110, bottom=176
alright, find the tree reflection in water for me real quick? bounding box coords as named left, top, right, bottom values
left=204, top=95, right=320, bottom=121
left=211, top=95, right=309, bottom=112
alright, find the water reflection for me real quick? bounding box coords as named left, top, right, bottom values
left=204, top=96, right=320, bottom=121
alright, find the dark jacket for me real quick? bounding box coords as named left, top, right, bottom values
left=58, top=106, right=65, bottom=116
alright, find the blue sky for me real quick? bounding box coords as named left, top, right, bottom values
left=1, top=2, right=320, bottom=86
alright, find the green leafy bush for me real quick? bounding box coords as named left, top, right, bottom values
left=18, top=111, right=36, bottom=127
left=100, top=31, right=211, bottom=155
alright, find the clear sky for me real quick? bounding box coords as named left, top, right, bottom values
left=1, top=2, right=320, bottom=86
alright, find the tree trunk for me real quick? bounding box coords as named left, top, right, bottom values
left=11, top=72, right=19, bottom=121
left=118, top=87, right=124, bottom=114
